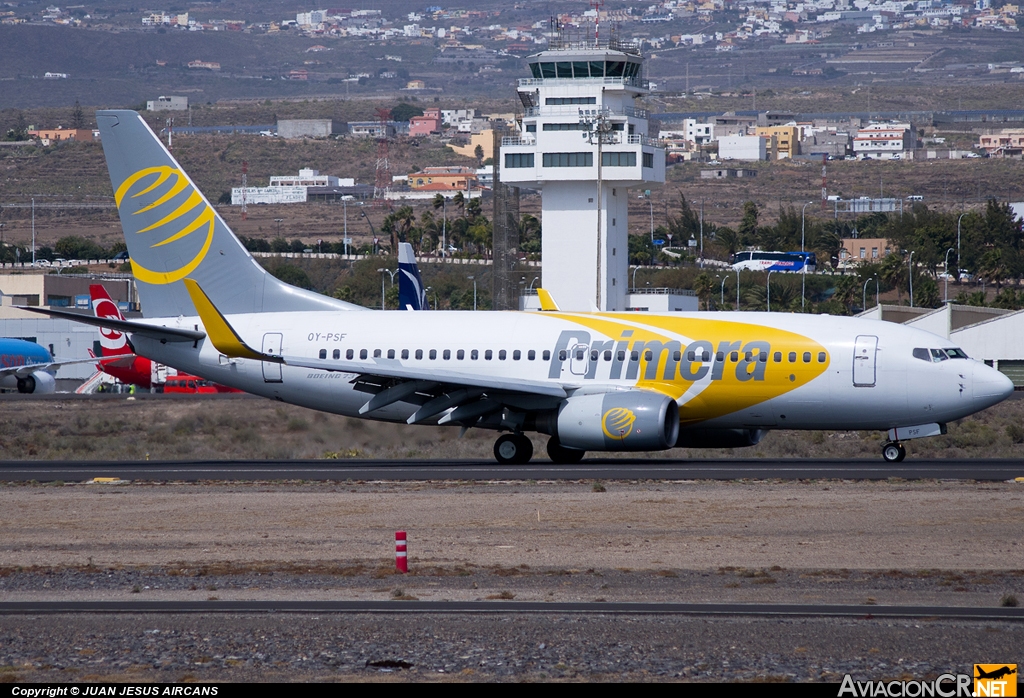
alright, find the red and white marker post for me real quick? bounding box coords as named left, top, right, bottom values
left=395, top=531, right=408, bottom=573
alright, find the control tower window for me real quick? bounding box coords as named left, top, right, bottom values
left=540, top=63, right=556, bottom=78
left=606, top=61, right=625, bottom=77
left=530, top=63, right=542, bottom=79
left=556, top=62, right=572, bottom=78
left=589, top=61, right=604, bottom=77
left=573, top=61, right=590, bottom=77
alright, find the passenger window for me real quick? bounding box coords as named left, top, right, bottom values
left=346, top=349, right=354, bottom=360
left=359, top=349, right=368, bottom=360
left=773, top=352, right=781, bottom=362
left=373, top=349, right=381, bottom=358
left=319, top=349, right=327, bottom=359
left=673, top=351, right=681, bottom=361
left=528, top=350, right=536, bottom=360
left=499, top=350, right=507, bottom=360
left=575, top=349, right=585, bottom=360
left=745, top=351, right=752, bottom=361
left=387, top=349, right=395, bottom=359
left=759, top=352, right=767, bottom=362
left=415, top=349, right=423, bottom=360
left=429, top=349, right=437, bottom=360
left=644, top=350, right=653, bottom=361
left=818, top=352, right=826, bottom=363
left=457, top=349, right=465, bottom=360
left=912, top=348, right=929, bottom=361
left=513, top=350, right=521, bottom=360
left=630, top=350, right=639, bottom=361
left=590, top=350, right=598, bottom=361
left=604, top=350, right=612, bottom=361
left=443, top=349, right=451, bottom=360
left=333, top=349, right=340, bottom=360
left=731, top=351, right=738, bottom=362
left=471, top=349, right=479, bottom=360
left=485, top=350, right=493, bottom=360
left=401, top=349, right=409, bottom=360
left=558, top=350, right=567, bottom=361
left=803, top=352, right=811, bottom=363
left=687, top=351, right=695, bottom=361
left=716, top=352, right=724, bottom=361
left=543, top=350, right=551, bottom=361
left=617, top=350, right=625, bottom=361
left=788, top=352, right=796, bottom=363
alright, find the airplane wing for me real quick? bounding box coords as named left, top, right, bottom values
left=0, top=356, right=107, bottom=379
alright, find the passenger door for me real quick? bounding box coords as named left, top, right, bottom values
left=262, top=333, right=283, bottom=383
left=853, top=335, right=878, bottom=387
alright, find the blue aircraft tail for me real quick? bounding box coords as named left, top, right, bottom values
left=397, top=243, right=428, bottom=311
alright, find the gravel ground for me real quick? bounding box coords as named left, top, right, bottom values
left=0, top=613, right=1019, bottom=683
left=0, top=479, right=1022, bottom=682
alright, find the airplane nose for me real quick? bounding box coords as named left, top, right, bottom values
left=973, top=362, right=1014, bottom=406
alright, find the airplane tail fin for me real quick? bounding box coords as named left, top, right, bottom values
left=89, top=284, right=131, bottom=356
left=95, top=110, right=362, bottom=318
left=397, top=242, right=428, bottom=311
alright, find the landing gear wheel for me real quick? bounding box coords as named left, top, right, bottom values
left=547, top=437, right=585, bottom=464
left=494, top=433, right=534, bottom=465
left=882, top=442, right=906, bottom=463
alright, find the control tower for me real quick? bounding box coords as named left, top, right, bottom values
left=500, top=37, right=665, bottom=312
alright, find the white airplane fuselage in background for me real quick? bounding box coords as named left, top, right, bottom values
left=27, top=109, right=1013, bottom=464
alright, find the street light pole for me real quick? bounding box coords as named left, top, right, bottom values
left=801, top=201, right=812, bottom=310
left=467, top=275, right=477, bottom=311
left=956, top=211, right=966, bottom=282
left=767, top=270, right=775, bottom=312
left=863, top=276, right=878, bottom=312
left=944, top=247, right=954, bottom=303
left=719, top=274, right=725, bottom=309
left=735, top=268, right=741, bottom=310
left=377, top=268, right=396, bottom=309
left=908, top=251, right=915, bottom=308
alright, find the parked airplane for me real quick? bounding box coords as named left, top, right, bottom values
left=0, top=338, right=97, bottom=393
left=26, top=111, right=1016, bottom=463
left=89, top=284, right=240, bottom=393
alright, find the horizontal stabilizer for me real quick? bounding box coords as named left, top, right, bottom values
left=18, top=306, right=204, bottom=343
left=183, top=279, right=281, bottom=363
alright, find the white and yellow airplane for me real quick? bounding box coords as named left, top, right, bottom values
left=30, top=111, right=1015, bottom=464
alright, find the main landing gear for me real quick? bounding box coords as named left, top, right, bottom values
left=494, top=433, right=534, bottom=465
left=881, top=441, right=906, bottom=463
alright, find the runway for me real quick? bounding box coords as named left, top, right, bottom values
left=1, top=457, right=1022, bottom=481
left=1, top=600, right=1022, bottom=620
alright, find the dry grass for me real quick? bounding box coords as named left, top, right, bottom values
left=0, top=394, right=1021, bottom=462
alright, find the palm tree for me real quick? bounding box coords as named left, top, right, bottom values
left=692, top=271, right=715, bottom=311
left=879, top=252, right=906, bottom=305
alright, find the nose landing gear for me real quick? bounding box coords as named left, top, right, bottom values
left=881, top=441, right=906, bottom=463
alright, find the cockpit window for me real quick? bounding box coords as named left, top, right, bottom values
left=915, top=347, right=968, bottom=362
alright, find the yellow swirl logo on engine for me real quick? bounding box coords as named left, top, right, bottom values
left=602, top=407, right=636, bottom=440
left=114, top=166, right=215, bottom=285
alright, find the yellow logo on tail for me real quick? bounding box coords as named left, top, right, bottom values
left=602, top=407, right=636, bottom=440
left=115, top=166, right=215, bottom=285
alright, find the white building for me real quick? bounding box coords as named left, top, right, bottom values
left=718, top=134, right=768, bottom=161
left=683, top=118, right=714, bottom=146
left=499, top=41, right=666, bottom=312
left=146, top=95, right=188, bottom=111
left=269, top=168, right=350, bottom=187
left=852, top=122, right=915, bottom=160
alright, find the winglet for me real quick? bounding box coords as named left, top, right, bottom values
left=536, top=288, right=560, bottom=312
left=183, top=278, right=281, bottom=363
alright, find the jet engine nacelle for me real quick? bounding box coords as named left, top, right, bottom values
left=556, top=390, right=679, bottom=451
left=675, top=428, right=767, bottom=449
left=17, top=371, right=56, bottom=394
